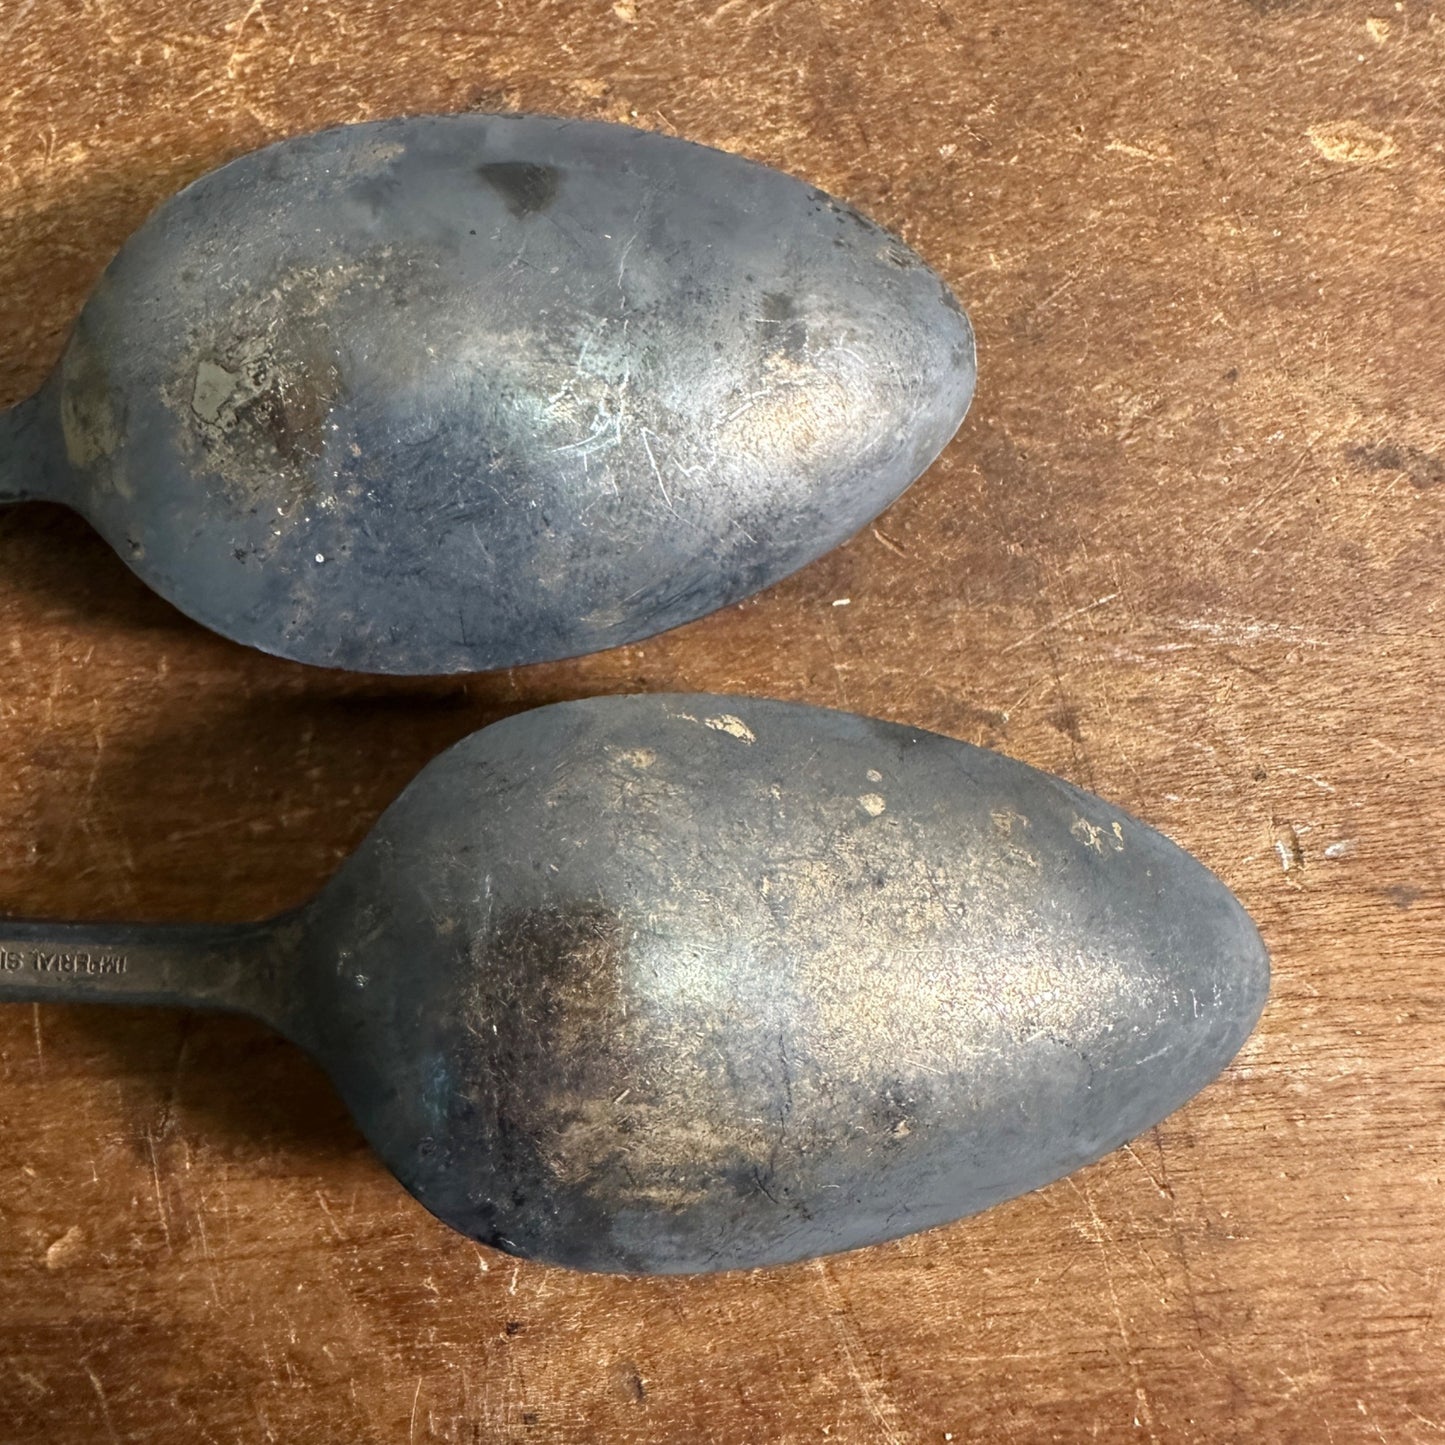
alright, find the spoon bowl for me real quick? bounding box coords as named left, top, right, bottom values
left=1, top=116, right=975, bottom=673
left=0, top=694, right=1268, bottom=1273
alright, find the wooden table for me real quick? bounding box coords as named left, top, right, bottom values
left=1, top=1, right=1439, bottom=1439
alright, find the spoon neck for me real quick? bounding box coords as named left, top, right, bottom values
left=0, top=914, right=301, bottom=1030
left=0, top=388, right=63, bottom=505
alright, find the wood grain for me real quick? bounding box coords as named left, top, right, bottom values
left=1, top=0, right=1441, bottom=1440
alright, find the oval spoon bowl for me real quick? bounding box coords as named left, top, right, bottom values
left=2, top=116, right=975, bottom=673
left=0, top=695, right=1268, bottom=1273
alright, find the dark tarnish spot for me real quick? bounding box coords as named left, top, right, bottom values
left=873, top=1078, right=919, bottom=1145
left=441, top=898, right=843, bottom=1270
left=235, top=358, right=344, bottom=471
left=352, top=174, right=402, bottom=220
left=717, top=1139, right=817, bottom=1218
left=173, top=248, right=457, bottom=518
left=426, top=901, right=637, bottom=1269
left=482, top=901, right=628, bottom=1099
left=759, top=291, right=807, bottom=360
left=188, top=341, right=345, bottom=511
left=1346, top=441, right=1444, bottom=490
left=815, top=190, right=882, bottom=237
left=724, top=1159, right=777, bottom=1202
left=477, top=161, right=562, bottom=217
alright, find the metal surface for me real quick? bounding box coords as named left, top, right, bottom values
left=0, top=694, right=1268, bottom=1275
left=0, top=115, right=975, bottom=674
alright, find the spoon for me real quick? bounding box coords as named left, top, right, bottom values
left=0, top=115, right=975, bottom=674
left=0, top=694, right=1267, bottom=1273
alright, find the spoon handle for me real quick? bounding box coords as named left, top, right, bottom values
left=0, top=391, right=58, bottom=504
left=0, top=917, right=289, bottom=1023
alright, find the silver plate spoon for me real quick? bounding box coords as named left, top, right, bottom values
left=0, top=694, right=1267, bottom=1274
left=0, top=115, right=975, bottom=673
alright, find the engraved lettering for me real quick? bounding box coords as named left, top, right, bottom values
left=0, top=950, right=128, bottom=976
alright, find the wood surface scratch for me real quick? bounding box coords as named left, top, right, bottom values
left=813, top=1259, right=905, bottom=1445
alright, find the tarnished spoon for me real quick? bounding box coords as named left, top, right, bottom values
left=0, top=694, right=1267, bottom=1274
left=0, top=115, right=975, bottom=673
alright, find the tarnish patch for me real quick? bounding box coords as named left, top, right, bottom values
left=165, top=255, right=394, bottom=518
left=183, top=335, right=343, bottom=510
left=759, top=292, right=807, bottom=361
left=477, top=161, right=562, bottom=217
left=464, top=901, right=765, bottom=1225
left=59, top=324, right=123, bottom=484
left=468, top=900, right=630, bottom=1172
left=858, top=793, right=886, bottom=817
